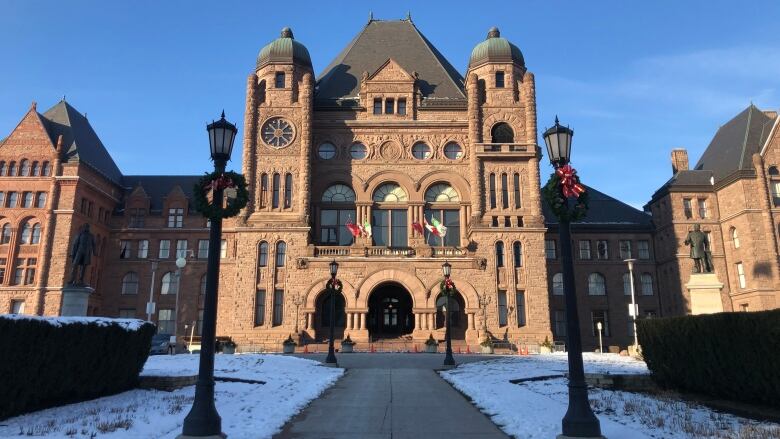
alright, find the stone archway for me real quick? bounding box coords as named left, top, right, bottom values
left=367, top=282, right=415, bottom=340
left=314, top=289, right=347, bottom=341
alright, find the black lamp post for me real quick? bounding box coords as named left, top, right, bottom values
left=180, top=112, right=237, bottom=439
left=441, top=261, right=455, bottom=366
left=325, top=260, right=339, bottom=365
left=543, top=117, right=603, bottom=439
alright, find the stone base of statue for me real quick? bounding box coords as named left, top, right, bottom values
left=60, top=285, right=94, bottom=316
left=686, top=273, right=724, bottom=315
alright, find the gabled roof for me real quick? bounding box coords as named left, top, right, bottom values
left=40, top=100, right=123, bottom=184
left=693, top=105, right=776, bottom=182
left=544, top=186, right=652, bottom=230
left=122, top=175, right=202, bottom=212
left=315, top=19, right=465, bottom=106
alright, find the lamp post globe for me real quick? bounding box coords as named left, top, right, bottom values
left=442, top=261, right=455, bottom=366
left=543, top=116, right=574, bottom=168
left=325, top=260, right=339, bottom=365
left=176, top=257, right=187, bottom=269
left=207, top=111, right=238, bottom=163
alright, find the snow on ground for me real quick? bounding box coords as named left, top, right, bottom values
left=0, top=314, right=147, bottom=331
left=441, top=353, right=780, bottom=439
left=0, top=354, right=343, bottom=439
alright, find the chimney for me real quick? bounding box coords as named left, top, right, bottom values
left=671, top=148, right=689, bottom=174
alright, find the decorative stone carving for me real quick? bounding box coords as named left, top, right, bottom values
left=296, top=258, right=309, bottom=269
left=474, top=258, right=487, bottom=270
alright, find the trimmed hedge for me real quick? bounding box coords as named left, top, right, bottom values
left=0, top=316, right=155, bottom=420
left=637, top=310, right=780, bottom=407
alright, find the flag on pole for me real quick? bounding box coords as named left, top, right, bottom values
left=424, top=217, right=440, bottom=237
left=411, top=221, right=425, bottom=236
left=345, top=219, right=361, bottom=237
left=363, top=219, right=372, bottom=238
left=431, top=217, right=448, bottom=238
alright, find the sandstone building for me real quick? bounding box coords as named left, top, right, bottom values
left=2, top=18, right=774, bottom=351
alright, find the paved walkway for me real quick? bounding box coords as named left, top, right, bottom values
left=275, top=353, right=509, bottom=439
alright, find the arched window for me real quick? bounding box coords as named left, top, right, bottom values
left=161, top=272, right=177, bottom=295
left=320, top=185, right=356, bottom=246
left=489, top=173, right=497, bottom=209
left=31, top=223, right=41, bottom=244
left=258, top=80, right=266, bottom=103
left=513, top=241, right=523, bottom=267
left=373, top=184, right=408, bottom=247
left=513, top=173, right=521, bottom=208
left=284, top=173, right=293, bottom=208
left=373, top=183, right=407, bottom=202
left=424, top=184, right=459, bottom=202
left=1, top=223, right=11, bottom=244
left=260, top=173, right=268, bottom=208
left=495, top=241, right=505, bottom=267
left=20, top=160, right=30, bottom=176
left=623, top=273, right=632, bottom=295
left=31, top=161, right=40, bottom=176
left=322, top=184, right=356, bottom=202
left=769, top=166, right=779, bottom=176
left=20, top=221, right=33, bottom=244
left=731, top=227, right=740, bottom=248
left=275, top=241, right=286, bottom=267
left=258, top=241, right=269, bottom=267
left=22, top=192, right=33, bottom=208
left=200, top=274, right=207, bottom=295
left=36, top=193, right=47, bottom=208
left=588, top=273, right=606, bottom=295
left=8, top=161, right=17, bottom=176
left=501, top=173, right=509, bottom=208
left=42, top=161, right=52, bottom=176
left=121, top=272, right=139, bottom=294
left=0, top=161, right=6, bottom=176
left=272, top=173, right=280, bottom=208
left=552, top=273, right=564, bottom=295
left=491, top=122, right=514, bottom=143
left=640, top=273, right=653, bottom=295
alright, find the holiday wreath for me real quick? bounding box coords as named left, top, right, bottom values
left=542, top=164, right=589, bottom=222
left=193, top=171, right=249, bottom=219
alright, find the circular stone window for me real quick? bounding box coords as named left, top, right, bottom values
left=261, top=117, right=295, bottom=148
left=318, top=143, right=337, bottom=160
left=412, top=143, right=431, bottom=160
left=444, top=143, right=463, bottom=160
left=350, top=143, right=367, bottom=160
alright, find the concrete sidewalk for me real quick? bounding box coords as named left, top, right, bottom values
left=275, top=361, right=509, bottom=439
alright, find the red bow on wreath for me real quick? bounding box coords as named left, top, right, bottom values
left=204, top=174, right=235, bottom=192
left=556, top=165, right=586, bottom=199
left=444, top=278, right=455, bottom=290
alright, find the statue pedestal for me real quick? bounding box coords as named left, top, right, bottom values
left=61, top=285, right=94, bottom=316
left=686, top=273, right=723, bottom=315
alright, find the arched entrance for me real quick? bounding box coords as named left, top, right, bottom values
left=435, top=292, right=467, bottom=340
left=315, top=290, right=346, bottom=340
left=368, top=282, right=414, bottom=339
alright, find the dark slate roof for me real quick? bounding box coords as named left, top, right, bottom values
left=693, top=105, right=776, bottom=182
left=122, top=175, right=202, bottom=212
left=39, top=100, right=123, bottom=184
left=544, top=186, right=652, bottom=230
left=315, top=19, right=466, bottom=106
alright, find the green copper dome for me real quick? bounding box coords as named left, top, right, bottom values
left=469, top=27, right=524, bottom=68
left=257, top=27, right=312, bottom=70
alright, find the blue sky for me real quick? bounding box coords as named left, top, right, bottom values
left=1, top=0, right=779, bottom=208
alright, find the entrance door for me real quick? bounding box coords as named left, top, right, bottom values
left=368, top=282, right=414, bottom=339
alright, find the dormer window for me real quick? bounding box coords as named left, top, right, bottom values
left=385, top=98, right=395, bottom=114
left=495, top=71, right=505, bottom=88
left=373, top=98, right=382, bottom=115
left=397, top=98, right=406, bottom=115
left=275, top=72, right=285, bottom=88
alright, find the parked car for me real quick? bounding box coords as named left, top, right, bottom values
left=150, top=334, right=171, bottom=355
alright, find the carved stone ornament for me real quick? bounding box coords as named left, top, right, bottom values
left=296, top=258, right=309, bottom=269
left=474, top=258, right=488, bottom=270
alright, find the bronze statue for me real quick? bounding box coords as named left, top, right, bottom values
left=68, top=224, right=96, bottom=285
left=684, top=224, right=713, bottom=273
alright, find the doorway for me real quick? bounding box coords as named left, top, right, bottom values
left=368, top=282, right=414, bottom=339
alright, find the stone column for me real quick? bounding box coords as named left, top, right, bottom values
left=414, top=313, right=421, bottom=330
left=467, top=313, right=474, bottom=331
left=360, top=313, right=366, bottom=330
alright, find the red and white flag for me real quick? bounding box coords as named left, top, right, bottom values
left=424, top=217, right=440, bottom=237
left=345, top=219, right=361, bottom=237
left=411, top=222, right=425, bottom=236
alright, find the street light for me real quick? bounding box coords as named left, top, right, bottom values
left=441, top=261, right=455, bottom=366
left=180, top=112, right=237, bottom=439
left=172, top=256, right=188, bottom=354
left=625, top=258, right=639, bottom=350
left=543, top=117, right=603, bottom=439
left=325, top=260, right=339, bottom=365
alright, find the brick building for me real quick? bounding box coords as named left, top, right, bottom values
left=8, top=17, right=748, bottom=352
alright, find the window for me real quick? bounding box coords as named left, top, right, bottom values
left=121, top=272, right=139, bottom=294
left=36, top=192, right=47, bottom=208
left=284, top=173, right=293, bottom=208
left=8, top=162, right=16, bottom=176
left=491, top=216, right=498, bottom=227
left=0, top=162, right=5, bottom=176
left=137, top=240, right=148, bottom=259
left=489, top=173, right=497, bottom=209
left=350, top=143, right=367, bottom=160
left=736, top=262, right=746, bottom=288
left=619, top=240, right=632, bottom=259
left=623, top=273, right=633, bottom=296
left=12, top=259, right=24, bottom=285
left=129, top=208, right=145, bottom=228
left=31, top=161, right=40, bottom=176
left=7, top=192, right=18, bottom=207
left=640, top=273, right=653, bottom=295
left=554, top=310, right=566, bottom=336
left=24, top=259, right=36, bottom=285
left=118, top=308, right=135, bottom=318
left=176, top=240, right=188, bottom=258
left=197, top=309, right=204, bottom=336
left=412, top=143, right=431, bottom=160
left=495, top=71, right=505, bottom=88
left=773, top=182, right=780, bottom=207
left=274, top=71, right=285, bottom=88
left=320, top=209, right=357, bottom=246
left=1, top=224, right=11, bottom=244
left=579, top=240, right=592, bottom=260
left=373, top=98, right=382, bottom=115
left=20, top=160, right=30, bottom=176
left=588, top=273, right=606, bottom=295
left=0, top=258, right=6, bottom=283
left=167, top=208, right=184, bottom=228
left=10, top=300, right=25, bottom=314
left=385, top=98, right=395, bottom=114
left=516, top=291, right=526, bottom=327
left=198, top=240, right=209, bottom=258
left=491, top=122, right=514, bottom=143
left=259, top=241, right=269, bottom=267
left=254, top=290, right=266, bottom=326
left=697, top=199, right=707, bottom=218
left=683, top=198, right=693, bottom=219
left=31, top=224, right=41, bottom=244
left=275, top=241, right=286, bottom=267
left=22, top=192, right=33, bottom=208
left=120, top=240, right=132, bottom=259
left=638, top=240, right=650, bottom=259
left=513, top=241, right=523, bottom=267
left=272, top=289, right=284, bottom=326
left=373, top=183, right=408, bottom=202
left=495, top=241, right=505, bottom=267
left=500, top=173, right=509, bottom=208
left=545, top=240, right=557, bottom=259
left=42, top=162, right=51, bottom=176
left=161, top=272, right=177, bottom=295
left=272, top=173, right=280, bottom=207
left=425, top=184, right=459, bottom=202
left=0, top=192, right=4, bottom=207
left=497, top=290, right=508, bottom=326
left=157, top=309, right=175, bottom=335
left=444, top=143, right=463, bottom=160
left=591, top=311, right=610, bottom=337
left=159, top=240, right=171, bottom=259
left=513, top=173, right=521, bottom=208
left=198, top=274, right=207, bottom=296
left=260, top=174, right=268, bottom=207
left=373, top=209, right=408, bottom=247
left=220, top=240, right=227, bottom=258
left=397, top=98, right=406, bottom=115
left=20, top=222, right=32, bottom=244
left=731, top=228, right=740, bottom=249
left=552, top=273, right=564, bottom=295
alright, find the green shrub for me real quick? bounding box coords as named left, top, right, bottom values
left=0, top=316, right=155, bottom=420
left=637, top=310, right=780, bottom=407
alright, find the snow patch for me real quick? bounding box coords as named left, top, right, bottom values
left=0, top=314, right=148, bottom=331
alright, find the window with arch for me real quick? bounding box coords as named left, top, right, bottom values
left=317, top=143, right=336, bottom=160
left=320, top=184, right=356, bottom=246
left=588, top=273, right=606, bottom=295
left=373, top=183, right=407, bottom=202
left=272, top=173, right=280, bottom=208
left=491, top=122, right=514, bottom=143
left=121, top=272, right=139, bottom=294
left=769, top=166, right=779, bottom=176
left=258, top=79, right=266, bottom=103
left=20, top=221, right=37, bottom=244
left=160, top=272, right=177, bottom=295
left=731, top=227, right=740, bottom=248
left=31, top=223, right=41, bottom=244
left=1, top=223, right=11, bottom=244
left=495, top=241, right=505, bottom=267
left=412, top=143, right=431, bottom=160
left=258, top=241, right=269, bottom=267
left=372, top=183, right=408, bottom=247
left=42, top=161, right=52, bottom=176
left=200, top=274, right=207, bottom=295
left=513, top=241, right=523, bottom=267
left=284, top=173, right=293, bottom=208
left=22, top=192, right=33, bottom=208
left=424, top=184, right=460, bottom=247
left=0, top=161, right=6, bottom=176
left=513, top=173, right=521, bottom=208
left=260, top=173, right=268, bottom=208
left=424, top=184, right=459, bottom=202
left=489, top=173, right=497, bottom=209
left=444, top=143, right=463, bottom=160
left=623, top=273, right=632, bottom=295
left=552, top=272, right=564, bottom=295
left=8, top=162, right=17, bottom=176
left=640, top=273, right=653, bottom=295
left=20, top=160, right=30, bottom=176
left=501, top=173, right=509, bottom=208
left=7, top=192, right=17, bottom=208
left=36, top=192, right=47, bottom=208
left=350, top=143, right=367, bottom=160
left=275, top=241, right=286, bottom=267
